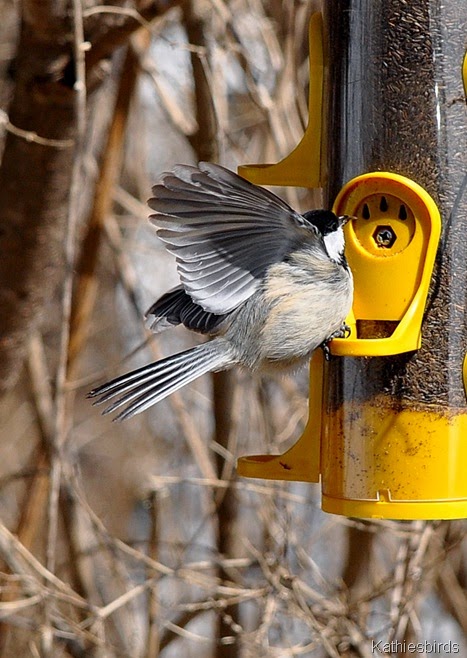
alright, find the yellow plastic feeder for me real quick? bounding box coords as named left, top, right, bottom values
left=236, top=10, right=467, bottom=520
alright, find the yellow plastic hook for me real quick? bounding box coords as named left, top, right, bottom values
left=237, top=12, right=324, bottom=188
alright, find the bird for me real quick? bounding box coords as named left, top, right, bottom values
left=88, top=162, right=353, bottom=421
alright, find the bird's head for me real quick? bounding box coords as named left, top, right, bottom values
left=303, top=210, right=352, bottom=264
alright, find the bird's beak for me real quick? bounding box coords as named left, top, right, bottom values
left=338, top=215, right=356, bottom=227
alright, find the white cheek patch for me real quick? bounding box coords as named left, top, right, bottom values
left=323, top=228, right=345, bottom=262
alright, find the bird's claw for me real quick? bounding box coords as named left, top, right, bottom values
left=320, top=323, right=351, bottom=360
left=321, top=342, right=332, bottom=361
left=339, top=323, right=351, bottom=339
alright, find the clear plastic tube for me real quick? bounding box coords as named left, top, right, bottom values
left=321, top=0, right=467, bottom=515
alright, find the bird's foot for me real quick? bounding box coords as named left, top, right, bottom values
left=321, top=342, right=332, bottom=361
left=320, top=323, right=351, bottom=361
left=334, top=323, right=351, bottom=340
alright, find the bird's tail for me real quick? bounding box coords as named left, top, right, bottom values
left=88, top=340, right=233, bottom=421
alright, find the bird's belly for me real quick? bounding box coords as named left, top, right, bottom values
left=260, top=277, right=352, bottom=363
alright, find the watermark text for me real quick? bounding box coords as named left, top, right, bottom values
left=372, top=640, right=460, bottom=654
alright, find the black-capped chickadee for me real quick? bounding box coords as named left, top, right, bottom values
left=88, top=163, right=353, bottom=420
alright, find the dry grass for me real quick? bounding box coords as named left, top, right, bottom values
left=0, top=1, right=465, bottom=657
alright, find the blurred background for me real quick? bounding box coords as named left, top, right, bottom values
left=0, top=0, right=466, bottom=656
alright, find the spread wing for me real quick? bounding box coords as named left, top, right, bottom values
left=148, top=162, right=320, bottom=315
left=146, top=285, right=228, bottom=335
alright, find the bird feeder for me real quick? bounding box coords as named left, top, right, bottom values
left=236, top=3, right=467, bottom=519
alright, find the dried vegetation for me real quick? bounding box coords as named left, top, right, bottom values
left=0, top=0, right=465, bottom=656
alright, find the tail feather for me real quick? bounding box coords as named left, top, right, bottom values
left=88, top=341, right=231, bottom=421
left=89, top=349, right=192, bottom=403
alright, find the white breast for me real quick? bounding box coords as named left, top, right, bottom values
left=323, top=227, right=345, bottom=263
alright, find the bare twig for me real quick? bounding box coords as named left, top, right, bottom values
left=0, top=522, right=88, bottom=606
left=0, top=110, right=74, bottom=148
left=84, top=1, right=183, bottom=87
left=145, top=491, right=161, bottom=657
left=103, top=212, right=218, bottom=481
left=388, top=522, right=434, bottom=644
left=68, top=37, right=148, bottom=372
left=43, top=3, right=87, bottom=654
left=46, top=0, right=86, bottom=558
left=182, top=0, right=219, bottom=161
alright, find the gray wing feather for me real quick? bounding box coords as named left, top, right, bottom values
left=146, top=285, right=227, bottom=334
left=148, top=162, right=320, bottom=314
